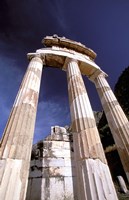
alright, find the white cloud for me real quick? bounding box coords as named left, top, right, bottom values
left=34, top=99, right=70, bottom=143
left=0, top=55, right=24, bottom=138
left=0, top=54, right=70, bottom=144
left=48, top=0, right=68, bottom=31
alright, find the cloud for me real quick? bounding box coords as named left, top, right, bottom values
left=0, top=54, right=24, bottom=138
left=0, top=0, right=75, bottom=55
left=47, top=0, right=69, bottom=32
left=34, top=99, right=70, bottom=143
left=1, top=0, right=129, bottom=145
left=0, top=56, right=70, bottom=144
left=0, top=0, right=68, bottom=42
left=0, top=56, right=70, bottom=143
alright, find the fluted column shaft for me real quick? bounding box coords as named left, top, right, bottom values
left=0, top=56, right=43, bottom=200
left=91, top=72, right=129, bottom=182
left=66, top=59, right=118, bottom=200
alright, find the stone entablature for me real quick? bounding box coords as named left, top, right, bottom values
left=42, top=35, right=96, bottom=60
left=28, top=35, right=103, bottom=77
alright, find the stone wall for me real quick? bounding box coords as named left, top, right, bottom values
left=26, top=126, right=77, bottom=200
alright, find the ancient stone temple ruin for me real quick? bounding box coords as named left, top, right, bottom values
left=26, top=126, right=76, bottom=200
left=0, top=35, right=129, bottom=200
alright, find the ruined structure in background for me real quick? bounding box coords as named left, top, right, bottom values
left=0, top=35, right=129, bottom=199
left=26, top=126, right=76, bottom=200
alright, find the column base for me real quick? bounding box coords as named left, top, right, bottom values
left=75, top=158, right=118, bottom=200
left=0, top=158, right=27, bottom=200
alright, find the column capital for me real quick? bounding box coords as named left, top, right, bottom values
left=88, top=69, right=108, bottom=82
left=27, top=53, right=45, bottom=64
left=62, top=57, right=78, bottom=71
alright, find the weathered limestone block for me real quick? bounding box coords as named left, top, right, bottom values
left=76, top=159, right=118, bottom=199
left=0, top=159, right=22, bottom=200
left=50, top=125, right=71, bottom=141
left=26, top=126, right=76, bottom=200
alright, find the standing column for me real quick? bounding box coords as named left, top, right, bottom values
left=0, top=55, right=43, bottom=200
left=90, top=71, right=129, bottom=182
left=66, top=58, right=118, bottom=200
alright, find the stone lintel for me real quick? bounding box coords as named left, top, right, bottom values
left=35, top=48, right=100, bottom=76
left=88, top=69, right=108, bottom=82
left=42, top=35, right=97, bottom=60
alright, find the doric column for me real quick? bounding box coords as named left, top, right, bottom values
left=90, top=71, right=129, bottom=182
left=66, top=59, right=118, bottom=200
left=0, top=55, right=43, bottom=200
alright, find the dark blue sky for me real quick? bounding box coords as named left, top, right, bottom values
left=0, top=0, right=129, bottom=143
